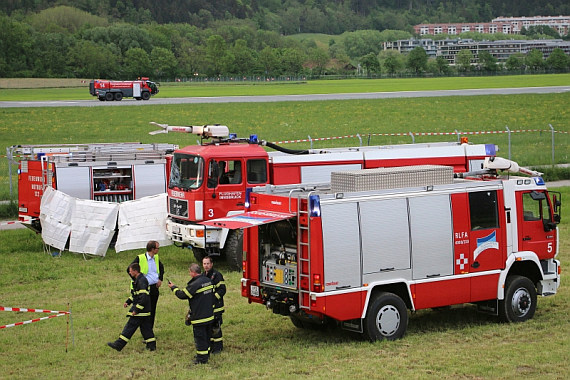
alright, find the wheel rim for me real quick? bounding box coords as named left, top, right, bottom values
left=376, top=305, right=400, bottom=336
left=511, top=287, right=531, bottom=317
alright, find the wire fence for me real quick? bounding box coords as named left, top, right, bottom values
left=1, top=127, right=568, bottom=201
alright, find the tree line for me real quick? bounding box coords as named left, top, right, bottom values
left=1, top=5, right=569, bottom=80
left=2, top=1, right=570, bottom=35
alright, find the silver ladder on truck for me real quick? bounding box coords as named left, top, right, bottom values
left=289, top=188, right=315, bottom=311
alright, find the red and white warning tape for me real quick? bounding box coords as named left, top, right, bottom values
left=0, top=306, right=70, bottom=329
left=271, top=129, right=568, bottom=144
left=0, top=221, right=21, bottom=227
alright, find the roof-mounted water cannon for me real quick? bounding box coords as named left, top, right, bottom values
left=148, top=122, right=229, bottom=138
left=455, top=157, right=543, bottom=179
left=483, top=157, right=543, bottom=176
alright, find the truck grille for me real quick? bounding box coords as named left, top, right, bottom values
left=169, top=198, right=188, bottom=218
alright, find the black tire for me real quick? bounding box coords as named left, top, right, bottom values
left=223, top=229, right=243, bottom=271
left=105, top=92, right=114, bottom=101
left=192, top=247, right=207, bottom=263
left=141, top=91, right=150, bottom=100
left=290, top=314, right=305, bottom=329
left=114, top=92, right=123, bottom=101
left=498, top=275, right=537, bottom=323
left=98, top=96, right=105, bottom=101
left=363, top=292, right=408, bottom=341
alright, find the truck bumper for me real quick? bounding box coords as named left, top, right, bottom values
left=166, top=219, right=222, bottom=248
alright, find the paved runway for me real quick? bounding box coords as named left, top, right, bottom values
left=1, top=86, right=569, bottom=108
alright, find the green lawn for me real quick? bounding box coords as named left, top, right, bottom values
left=0, top=186, right=568, bottom=379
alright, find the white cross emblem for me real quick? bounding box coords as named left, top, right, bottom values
left=456, top=253, right=468, bottom=270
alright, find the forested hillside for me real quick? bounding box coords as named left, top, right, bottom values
left=1, top=1, right=568, bottom=79
left=3, top=0, right=569, bottom=35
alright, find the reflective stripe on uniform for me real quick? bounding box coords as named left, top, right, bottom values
left=197, top=349, right=209, bottom=355
left=214, top=306, right=224, bottom=313
left=192, top=315, right=214, bottom=325
left=196, top=285, right=213, bottom=294
left=182, top=288, right=192, bottom=299
left=119, top=335, right=129, bottom=342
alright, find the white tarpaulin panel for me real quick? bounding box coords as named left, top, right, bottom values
left=115, top=193, right=171, bottom=252
left=39, top=187, right=73, bottom=251
left=68, top=200, right=119, bottom=256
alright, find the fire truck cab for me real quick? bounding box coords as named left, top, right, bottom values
left=210, top=162, right=561, bottom=341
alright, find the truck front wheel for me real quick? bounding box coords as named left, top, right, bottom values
left=499, top=275, right=536, bottom=323
left=141, top=91, right=150, bottom=100
left=363, top=292, right=408, bottom=341
left=192, top=247, right=207, bottom=263
left=223, top=229, right=243, bottom=271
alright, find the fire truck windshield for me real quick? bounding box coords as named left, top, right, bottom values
left=170, top=153, right=204, bottom=190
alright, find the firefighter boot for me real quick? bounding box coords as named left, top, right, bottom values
left=107, top=340, right=125, bottom=352
left=146, top=341, right=156, bottom=351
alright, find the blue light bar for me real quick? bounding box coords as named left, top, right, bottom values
left=309, top=195, right=321, bottom=217
left=229, top=133, right=237, bottom=139
left=249, top=134, right=258, bottom=144
left=485, top=144, right=496, bottom=156
left=534, top=177, right=545, bottom=186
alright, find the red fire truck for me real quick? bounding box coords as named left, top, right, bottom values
left=89, top=78, right=159, bottom=101
left=152, top=123, right=498, bottom=269
left=12, top=142, right=177, bottom=231
left=203, top=158, right=561, bottom=340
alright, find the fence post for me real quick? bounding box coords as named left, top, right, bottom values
left=308, top=135, right=313, bottom=149
left=367, top=134, right=371, bottom=146
left=505, top=125, right=511, bottom=160
left=454, top=130, right=461, bottom=143
left=356, top=134, right=362, bottom=147
left=408, top=132, right=415, bottom=144
left=549, top=124, right=555, bottom=166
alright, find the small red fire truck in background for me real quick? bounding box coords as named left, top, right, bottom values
left=152, top=122, right=498, bottom=269
left=203, top=158, right=561, bottom=340
left=12, top=142, right=177, bottom=231
left=89, top=78, right=159, bottom=101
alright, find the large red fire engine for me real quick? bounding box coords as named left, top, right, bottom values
left=202, top=158, right=561, bottom=340
left=89, top=78, right=159, bottom=101
left=152, top=123, right=498, bottom=269
left=12, top=142, right=177, bottom=231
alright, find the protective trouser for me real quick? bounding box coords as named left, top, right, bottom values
left=192, top=323, right=212, bottom=363
left=210, top=315, right=223, bottom=353
left=149, top=284, right=160, bottom=329
left=112, top=316, right=156, bottom=351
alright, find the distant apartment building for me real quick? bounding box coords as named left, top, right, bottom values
left=382, top=38, right=466, bottom=59
left=492, top=16, right=570, bottom=35
left=383, top=38, right=570, bottom=65
left=414, top=15, right=570, bottom=36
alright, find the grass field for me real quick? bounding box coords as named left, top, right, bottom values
left=0, top=75, right=569, bottom=378
left=1, top=73, right=569, bottom=101
left=0, top=186, right=568, bottom=379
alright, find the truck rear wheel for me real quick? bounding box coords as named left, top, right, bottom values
left=105, top=92, right=114, bottom=101
left=114, top=92, right=123, bottom=101
left=223, top=229, right=243, bottom=271
left=499, top=275, right=536, bottom=323
left=363, top=292, right=408, bottom=341
left=141, top=91, right=150, bottom=100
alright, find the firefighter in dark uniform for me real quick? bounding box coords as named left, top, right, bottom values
left=128, top=240, right=164, bottom=331
left=202, top=255, right=226, bottom=353
left=108, top=263, right=156, bottom=352
left=168, top=263, right=214, bottom=364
